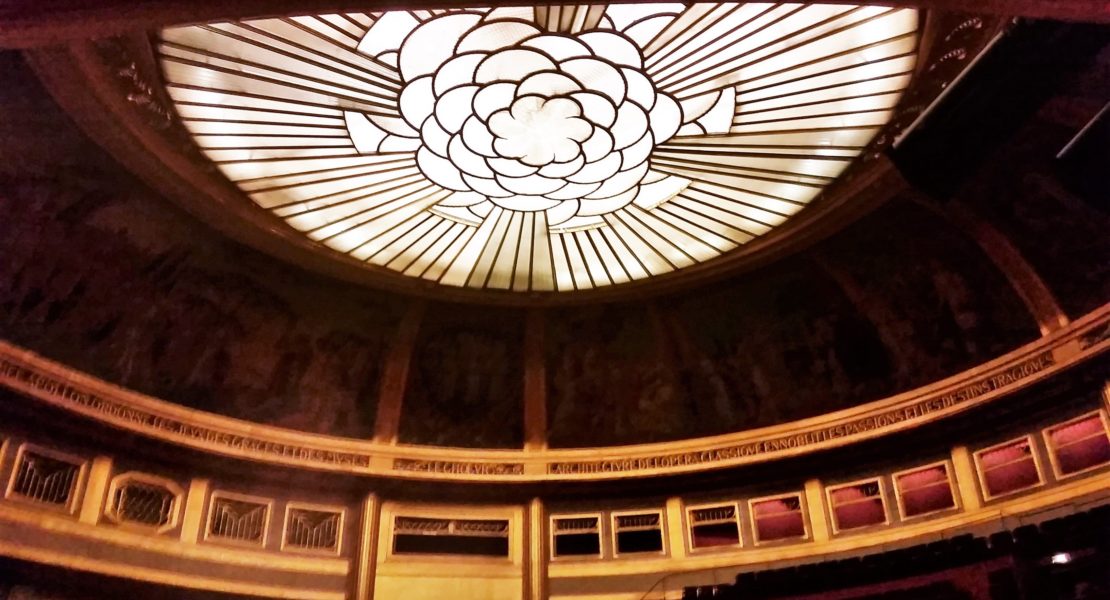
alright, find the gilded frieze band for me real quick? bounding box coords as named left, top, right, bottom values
left=0, top=305, right=1106, bottom=482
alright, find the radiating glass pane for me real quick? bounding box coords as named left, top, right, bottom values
left=159, top=2, right=919, bottom=291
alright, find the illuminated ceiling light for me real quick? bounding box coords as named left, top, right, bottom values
left=159, top=3, right=919, bottom=292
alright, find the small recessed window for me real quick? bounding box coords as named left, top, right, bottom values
left=751, top=494, right=806, bottom=543
left=895, top=463, right=956, bottom=518
left=393, top=517, right=509, bottom=558
left=1045, top=413, right=1110, bottom=477
left=284, top=505, right=344, bottom=554
left=688, top=504, right=741, bottom=549
left=612, top=512, right=664, bottom=555
left=551, top=515, right=602, bottom=558
left=106, top=473, right=183, bottom=533
left=828, top=480, right=887, bottom=532
left=976, top=437, right=1042, bottom=499
left=7, top=446, right=84, bottom=511
left=207, top=493, right=271, bottom=546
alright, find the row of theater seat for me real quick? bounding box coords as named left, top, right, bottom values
left=683, top=504, right=1110, bottom=599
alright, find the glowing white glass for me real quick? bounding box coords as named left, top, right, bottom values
left=160, top=4, right=919, bottom=291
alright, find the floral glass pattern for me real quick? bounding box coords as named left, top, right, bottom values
left=160, top=3, right=919, bottom=291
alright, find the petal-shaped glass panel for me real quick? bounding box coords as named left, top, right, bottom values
left=159, top=3, right=919, bottom=292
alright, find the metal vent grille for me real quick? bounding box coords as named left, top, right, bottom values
left=285, top=508, right=342, bottom=552
left=690, top=505, right=736, bottom=524
left=209, top=496, right=269, bottom=544
left=554, top=516, right=599, bottom=532
left=112, top=480, right=176, bottom=528
left=395, top=516, right=508, bottom=537
left=615, top=513, right=660, bottom=529
left=455, top=519, right=510, bottom=535
left=10, top=449, right=82, bottom=508
left=394, top=516, right=451, bottom=534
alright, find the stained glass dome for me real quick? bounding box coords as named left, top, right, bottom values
left=159, top=3, right=919, bottom=292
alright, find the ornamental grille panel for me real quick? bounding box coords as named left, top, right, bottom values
left=615, top=513, right=660, bottom=529
left=554, top=516, right=599, bottom=532
left=112, top=480, right=177, bottom=528
left=9, top=449, right=82, bottom=508
left=394, top=516, right=451, bottom=534
left=208, top=496, right=269, bottom=544
left=455, top=518, right=510, bottom=535
left=393, top=516, right=510, bottom=557
left=690, top=505, right=736, bottom=524
left=394, top=516, right=509, bottom=537
left=285, top=508, right=342, bottom=552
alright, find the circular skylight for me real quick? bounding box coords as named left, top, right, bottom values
left=159, top=3, right=919, bottom=292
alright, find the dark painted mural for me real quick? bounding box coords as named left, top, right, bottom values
left=815, top=200, right=1040, bottom=383
left=0, top=179, right=400, bottom=439
left=666, top=258, right=895, bottom=438
left=546, top=304, right=699, bottom=447
left=961, top=63, right=1110, bottom=319
left=399, top=305, right=524, bottom=448
left=544, top=199, right=1042, bottom=448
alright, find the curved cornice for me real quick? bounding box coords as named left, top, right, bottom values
left=1, top=0, right=1107, bottom=49
left=1, top=303, right=1106, bottom=483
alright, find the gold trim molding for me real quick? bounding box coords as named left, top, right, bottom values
left=0, top=303, right=1107, bottom=483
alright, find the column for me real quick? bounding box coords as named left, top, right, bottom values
left=950, top=446, right=984, bottom=511
left=524, top=497, right=547, bottom=600
left=911, top=193, right=1068, bottom=336
left=78, top=455, right=112, bottom=524
left=665, top=496, right=688, bottom=559
left=804, top=479, right=832, bottom=543
left=523, top=309, right=547, bottom=450
left=355, top=492, right=382, bottom=600
left=373, top=301, right=425, bottom=444
left=179, top=477, right=210, bottom=543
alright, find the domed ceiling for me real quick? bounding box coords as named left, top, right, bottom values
left=158, top=3, right=919, bottom=292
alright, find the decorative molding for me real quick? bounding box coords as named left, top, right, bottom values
left=3, top=1, right=1107, bottom=50
left=0, top=303, right=1106, bottom=483
left=92, top=36, right=174, bottom=131
left=0, top=357, right=374, bottom=469
left=869, top=14, right=1004, bottom=158
left=392, top=459, right=524, bottom=477
left=1079, top=322, right=1110, bottom=350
